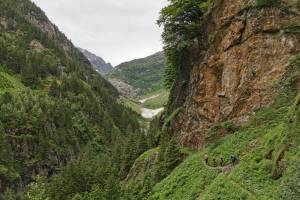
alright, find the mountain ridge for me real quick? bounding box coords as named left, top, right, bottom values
left=107, top=51, right=166, bottom=97
left=79, top=48, right=113, bottom=75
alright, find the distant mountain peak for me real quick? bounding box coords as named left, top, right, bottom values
left=79, top=48, right=113, bottom=75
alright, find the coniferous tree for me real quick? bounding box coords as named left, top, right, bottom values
left=0, top=0, right=145, bottom=196
left=21, top=62, right=39, bottom=87
left=153, top=136, right=168, bottom=182
left=49, top=80, right=60, bottom=97
left=164, top=139, right=181, bottom=175
left=154, top=135, right=181, bottom=182
left=139, top=173, right=154, bottom=199
left=158, top=0, right=208, bottom=88
left=104, top=173, right=120, bottom=200
left=138, top=132, right=148, bottom=154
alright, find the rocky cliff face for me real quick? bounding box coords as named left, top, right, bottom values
left=79, top=48, right=113, bottom=74
left=167, top=0, right=300, bottom=149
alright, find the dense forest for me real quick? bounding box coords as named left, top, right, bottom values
left=0, top=0, right=157, bottom=199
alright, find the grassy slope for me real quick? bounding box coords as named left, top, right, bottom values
left=108, top=52, right=166, bottom=95
left=0, top=70, right=25, bottom=93
left=149, top=92, right=300, bottom=200
left=122, top=97, right=142, bottom=114
left=121, top=89, right=169, bottom=116
left=142, top=89, right=169, bottom=109
left=126, top=147, right=196, bottom=184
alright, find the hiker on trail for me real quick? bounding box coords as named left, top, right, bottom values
left=230, top=155, right=238, bottom=166
left=212, top=157, right=217, bottom=167
left=220, top=157, right=224, bottom=167
left=204, top=154, right=209, bottom=165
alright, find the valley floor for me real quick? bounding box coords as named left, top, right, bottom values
left=122, top=89, right=169, bottom=119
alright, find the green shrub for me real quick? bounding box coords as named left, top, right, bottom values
left=158, top=0, right=212, bottom=88
left=255, top=0, right=279, bottom=7
left=280, top=151, right=300, bottom=200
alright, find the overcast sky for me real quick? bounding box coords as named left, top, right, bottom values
left=31, top=0, right=168, bottom=66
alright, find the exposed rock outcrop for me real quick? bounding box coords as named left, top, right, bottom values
left=24, top=5, right=90, bottom=64
left=30, top=40, right=46, bottom=53
left=167, top=0, right=300, bottom=149
left=79, top=48, right=113, bottom=75
left=109, top=78, right=141, bottom=99
left=126, top=148, right=159, bottom=182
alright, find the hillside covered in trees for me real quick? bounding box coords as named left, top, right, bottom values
left=0, top=0, right=153, bottom=199
left=107, top=52, right=166, bottom=97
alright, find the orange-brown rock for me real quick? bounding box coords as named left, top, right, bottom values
left=167, top=0, right=300, bottom=149
left=30, top=40, right=46, bottom=53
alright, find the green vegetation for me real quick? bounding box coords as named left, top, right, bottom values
left=162, top=107, right=182, bottom=131
left=150, top=153, right=219, bottom=200
left=147, top=90, right=300, bottom=199
left=255, top=0, right=279, bottom=7
left=0, top=0, right=151, bottom=199
left=1, top=0, right=300, bottom=199
left=158, top=0, right=212, bottom=88
left=122, top=143, right=195, bottom=200
left=284, top=24, right=300, bottom=33
left=153, top=138, right=182, bottom=182
left=122, top=97, right=142, bottom=114
left=121, top=1, right=300, bottom=199
left=142, top=89, right=169, bottom=109
left=108, top=52, right=166, bottom=95
left=146, top=46, right=300, bottom=197
left=0, top=70, right=25, bottom=92
left=119, top=50, right=300, bottom=199
left=131, top=148, right=160, bottom=169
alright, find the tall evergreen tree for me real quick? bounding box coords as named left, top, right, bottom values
left=49, top=80, right=60, bottom=97
left=164, top=139, right=181, bottom=175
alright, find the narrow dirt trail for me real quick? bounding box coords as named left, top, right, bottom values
left=202, top=160, right=233, bottom=174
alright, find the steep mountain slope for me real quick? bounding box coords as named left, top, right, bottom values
left=120, top=0, right=300, bottom=199
left=79, top=48, right=113, bottom=74
left=107, top=52, right=166, bottom=97
left=164, top=0, right=300, bottom=148
left=0, top=0, right=143, bottom=198
left=149, top=93, right=300, bottom=199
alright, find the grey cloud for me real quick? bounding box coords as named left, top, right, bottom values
left=32, top=0, right=168, bottom=66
